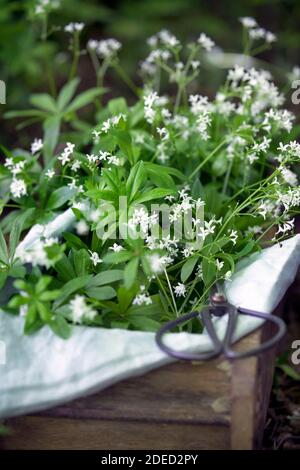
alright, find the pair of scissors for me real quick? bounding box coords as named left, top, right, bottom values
left=155, top=288, right=286, bottom=361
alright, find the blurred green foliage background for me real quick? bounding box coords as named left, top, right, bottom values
left=1, top=0, right=300, bottom=146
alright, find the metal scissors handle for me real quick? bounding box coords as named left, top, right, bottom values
left=155, top=290, right=286, bottom=361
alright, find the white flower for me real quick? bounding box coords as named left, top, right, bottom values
left=109, top=243, right=124, bottom=253
left=191, top=60, right=200, bottom=70
left=68, top=178, right=77, bottom=190
left=45, top=169, right=55, bottom=179
left=216, top=259, right=224, bottom=271
left=229, top=229, right=238, bottom=245
left=275, top=218, right=295, bottom=236
left=197, top=33, right=215, bottom=51
left=182, top=246, right=195, bottom=258
left=10, top=178, right=27, bottom=198
left=31, top=138, right=43, bottom=154
left=133, top=290, right=152, bottom=306
left=265, top=31, right=277, bottom=43
left=174, top=282, right=186, bottom=297
left=280, top=167, right=298, bottom=187
left=58, top=142, right=75, bottom=166
left=89, top=251, right=102, bottom=266
left=92, top=129, right=101, bottom=143
left=89, top=209, right=102, bottom=222
left=71, top=160, right=81, bottom=172
left=65, top=22, right=84, bottom=33
left=96, top=39, right=121, bottom=59
left=224, top=271, right=232, bottom=282
left=69, top=295, right=97, bottom=324
left=86, top=153, right=98, bottom=164
left=239, top=17, right=257, bottom=28
left=76, top=220, right=89, bottom=236
left=148, top=253, right=164, bottom=274
left=156, top=127, right=169, bottom=140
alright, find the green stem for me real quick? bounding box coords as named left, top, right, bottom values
left=113, top=63, right=139, bottom=96
left=69, top=32, right=80, bottom=81
left=164, top=268, right=178, bottom=317
left=189, top=138, right=228, bottom=181
left=222, top=158, right=233, bottom=195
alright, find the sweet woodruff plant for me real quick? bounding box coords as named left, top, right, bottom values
left=0, top=8, right=299, bottom=338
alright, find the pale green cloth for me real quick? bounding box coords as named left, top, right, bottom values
left=0, top=234, right=299, bottom=418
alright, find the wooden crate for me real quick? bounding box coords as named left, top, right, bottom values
left=1, top=316, right=278, bottom=451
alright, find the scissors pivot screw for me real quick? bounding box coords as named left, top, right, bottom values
left=211, top=292, right=226, bottom=304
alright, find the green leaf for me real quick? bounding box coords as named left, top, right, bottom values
left=30, top=93, right=57, bottom=113
left=111, top=129, right=134, bottom=164
left=53, top=275, right=92, bottom=309
left=47, top=186, right=76, bottom=210
left=73, top=249, right=90, bottom=276
left=181, top=255, right=198, bottom=283
left=126, top=161, right=146, bottom=201
left=36, top=276, right=52, bottom=294
left=87, top=270, right=124, bottom=288
left=85, top=286, right=116, bottom=300
left=65, top=88, right=105, bottom=113
left=117, top=286, right=137, bottom=314
left=129, top=316, right=161, bottom=332
left=57, top=78, right=80, bottom=111
left=278, top=364, right=300, bottom=380
left=108, top=97, right=128, bottom=115
left=0, top=228, right=8, bottom=264
left=9, top=209, right=34, bottom=258
left=0, top=272, right=8, bottom=290
left=5, top=110, right=47, bottom=119
left=24, top=305, right=41, bottom=335
left=54, top=253, right=76, bottom=282
left=36, top=301, right=52, bottom=322
left=43, top=115, right=61, bottom=159
left=134, top=187, right=175, bottom=204
left=124, top=257, right=139, bottom=289
left=62, top=232, right=89, bottom=250
left=49, top=315, right=72, bottom=339
left=202, top=258, right=216, bottom=287
left=103, top=250, right=132, bottom=264
left=232, top=241, right=256, bottom=260
left=39, top=290, right=61, bottom=301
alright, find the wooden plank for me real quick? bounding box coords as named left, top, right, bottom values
left=1, top=314, right=279, bottom=450
left=230, top=318, right=278, bottom=449
left=37, top=360, right=230, bottom=425
left=1, top=416, right=230, bottom=450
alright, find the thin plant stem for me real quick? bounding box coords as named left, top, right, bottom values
left=164, top=268, right=178, bottom=317
left=189, top=138, right=228, bottom=180
left=222, top=158, right=233, bottom=195
left=69, top=32, right=80, bottom=81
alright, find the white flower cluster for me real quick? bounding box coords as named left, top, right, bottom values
left=227, top=67, right=284, bottom=115
left=5, top=158, right=27, bottom=199
left=34, top=0, right=60, bottom=16
left=10, top=178, right=27, bottom=199
left=144, top=91, right=159, bottom=124
left=128, top=207, right=158, bottom=236
left=17, top=237, right=58, bottom=267
left=65, top=22, right=84, bottom=34
left=133, top=285, right=152, bottom=306
left=69, top=295, right=97, bottom=324
left=189, top=95, right=212, bottom=140
left=197, top=33, right=215, bottom=51
left=87, top=38, right=121, bottom=59
left=239, top=17, right=276, bottom=43
left=58, top=142, right=75, bottom=166
left=86, top=150, right=120, bottom=169
left=147, top=30, right=180, bottom=49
